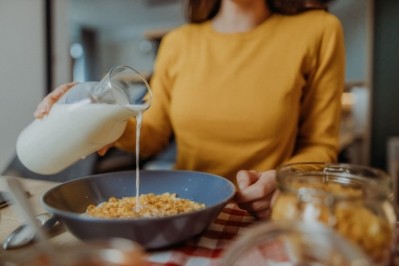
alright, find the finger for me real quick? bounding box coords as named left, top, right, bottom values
left=46, top=82, right=76, bottom=107
left=33, top=101, right=49, bottom=119
left=97, top=143, right=115, bottom=156
left=248, top=208, right=272, bottom=220
left=236, top=171, right=276, bottom=202
left=33, top=82, right=76, bottom=118
left=237, top=198, right=271, bottom=215
left=238, top=198, right=273, bottom=220
left=237, top=187, right=275, bottom=211
left=236, top=170, right=260, bottom=190
left=240, top=189, right=280, bottom=220
left=97, top=147, right=109, bottom=157
left=256, top=208, right=272, bottom=220
left=50, top=82, right=76, bottom=101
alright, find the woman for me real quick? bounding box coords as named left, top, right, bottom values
left=35, top=0, right=345, bottom=219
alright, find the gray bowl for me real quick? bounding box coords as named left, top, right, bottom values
left=41, top=170, right=236, bottom=249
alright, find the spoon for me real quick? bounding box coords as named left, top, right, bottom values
left=5, top=177, right=58, bottom=263
left=3, top=212, right=58, bottom=250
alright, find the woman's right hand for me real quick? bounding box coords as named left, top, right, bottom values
left=235, top=170, right=278, bottom=219
left=33, top=82, right=76, bottom=119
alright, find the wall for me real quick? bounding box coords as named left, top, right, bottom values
left=330, top=0, right=369, bottom=83
left=371, top=0, right=399, bottom=170
left=68, top=0, right=185, bottom=80
left=330, top=0, right=373, bottom=165
left=0, top=0, right=46, bottom=173
left=53, top=0, right=72, bottom=87
left=99, top=37, right=156, bottom=76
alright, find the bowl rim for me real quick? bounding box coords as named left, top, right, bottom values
left=41, top=169, right=236, bottom=222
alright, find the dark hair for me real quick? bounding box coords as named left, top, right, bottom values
left=184, top=0, right=334, bottom=23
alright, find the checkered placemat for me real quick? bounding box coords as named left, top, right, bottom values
left=144, top=203, right=399, bottom=266
left=145, top=203, right=256, bottom=266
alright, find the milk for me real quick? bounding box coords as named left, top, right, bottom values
left=17, top=102, right=143, bottom=175
left=135, top=112, right=142, bottom=210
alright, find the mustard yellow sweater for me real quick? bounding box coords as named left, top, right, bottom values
left=116, top=10, right=345, bottom=181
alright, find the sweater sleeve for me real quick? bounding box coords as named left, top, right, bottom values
left=115, top=30, right=179, bottom=157
left=286, top=15, right=345, bottom=164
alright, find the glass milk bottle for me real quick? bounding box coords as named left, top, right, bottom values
left=16, top=65, right=152, bottom=175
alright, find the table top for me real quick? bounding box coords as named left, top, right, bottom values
left=1, top=176, right=398, bottom=266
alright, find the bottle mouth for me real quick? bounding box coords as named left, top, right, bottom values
left=58, top=65, right=153, bottom=113
left=106, top=65, right=153, bottom=108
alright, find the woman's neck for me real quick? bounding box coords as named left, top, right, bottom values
left=212, top=0, right=272, bottom=33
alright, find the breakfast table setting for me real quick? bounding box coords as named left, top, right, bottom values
left=1, top=171, right=399, bottom=266
left=7, top=63, right=397, bottom=265
left=0, top=175, right=256, bottom=266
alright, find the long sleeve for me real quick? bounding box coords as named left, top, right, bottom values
left=286, top=14, right=345, bottom=164
left=115, top=10, right=346, bottom=180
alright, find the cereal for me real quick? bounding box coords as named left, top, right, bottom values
left=85, top=193, right=205, bottom=218
left=272, top=180, right=394, bottom=263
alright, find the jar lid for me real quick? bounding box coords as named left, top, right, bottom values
left=276, top=162, right=392, bottom=200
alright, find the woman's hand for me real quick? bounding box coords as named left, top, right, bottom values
left=235, top=170, right=279, bottom=219
left=32, top=82, right=114, bottom=157
left=33, top=82, right=76, bottom=119
left=97, top=143, right=115, bottom=157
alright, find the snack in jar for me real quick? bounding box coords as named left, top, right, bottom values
left=271, top=162, right=397, bottom=265
left=221, top=221, right=372, bottom=266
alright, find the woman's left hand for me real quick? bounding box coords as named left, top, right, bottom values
left=234, top=169, right=279, bottom=219
left=33, top=82, right=77, bottom=119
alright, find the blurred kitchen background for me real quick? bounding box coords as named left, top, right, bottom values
left=1, top=0, right=399, bottom=189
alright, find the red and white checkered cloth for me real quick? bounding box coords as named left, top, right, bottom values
left=145, top=203, right=399, bottom=266
left=393, top=229, right=399, bottom=266
left=145, top=202, right=256, bottom=266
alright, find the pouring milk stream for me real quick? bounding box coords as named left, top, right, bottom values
left=16, top=65, right=152, bottom=178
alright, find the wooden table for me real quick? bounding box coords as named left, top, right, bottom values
left=0, top=177, right=80, bottom=263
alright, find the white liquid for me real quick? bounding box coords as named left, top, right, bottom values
left=17, top=102, right=144, bottom=175
left=135, top=112, right=142, bottom=210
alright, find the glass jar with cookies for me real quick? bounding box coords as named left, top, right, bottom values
left=271, top=162, right=397, bottom=265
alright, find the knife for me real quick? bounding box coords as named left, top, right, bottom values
left=0, top=191, right=32, bottom=209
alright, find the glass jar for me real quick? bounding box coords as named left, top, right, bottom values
left=271, top=162, right=397, bottom=265
left=221, top=221, right=372, bottom=266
